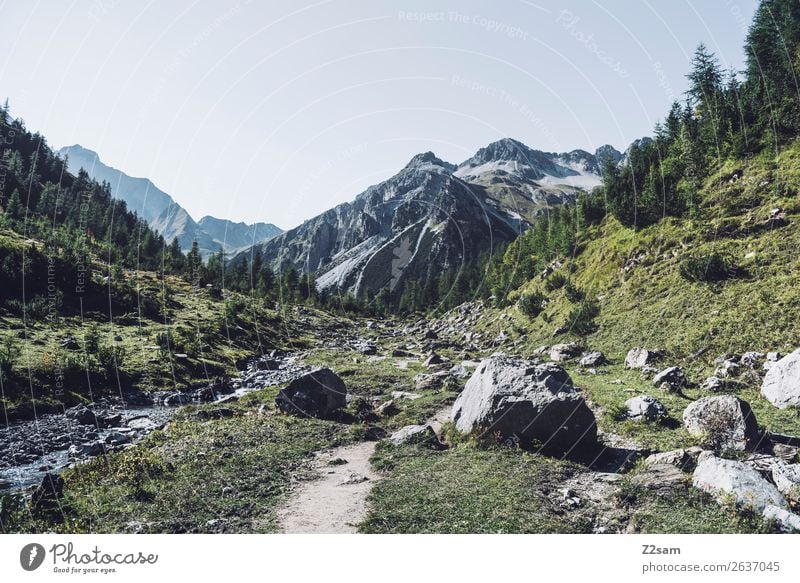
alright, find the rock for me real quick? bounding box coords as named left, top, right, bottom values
left=740, top=352, right=764, bottom=368
left=31, top=473, right=64, bottom=513
left=68, top=440, right=107, bottom=458
left=771, top=461, right=800, bottom=503
left=389, top=424, right=440, bottom=447
left=391, top=390, right=421, bottom=401
left=354, top=341, right=377, bottom=356
left=424, top=353, right=445, bottom=367
left=761, top=348, right=800, bottom=408
left=549, top=343, right=582, bottom=362
left=631, top=463, right=687, bottom=494
left=104, top=431, right=131, bottom=445
left=124, top=390, right=154, bottom=406
left=451, top=355, right=597, bottom=454
left=644, top=448, right=702, bottom=471
left=391, top=348, right=415, bottom=358
left=682, top=395, right=760, bottom=451
left=762, top=505, right=800, bottom=533
left=625, top=347, right=660, bottom=369
left=700, top=376, right=726, bottom=392
left=275, top=368, right=347, bottom=418
left=163, top=392, right=191, bottom=406
left=579, top=351, right=607, bottom=367
left=376, top=400, right=399, bottom=417
left=449, top=364, right=470, bottom=379
left=194, top=408, right=236, bottom=421
left=66, top=405, right=97, bottom=426
left=692, top=453, right=787, bottom=514
left=257, top=358, right=280, bottom=371
left=715, top=359, right=742, bottom=378
left=653, top=366, right=687, bottom=392
left=624, top=395, right=667, bottom=422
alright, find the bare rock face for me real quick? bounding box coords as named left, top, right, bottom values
left=682, top=395, right=760, bottom=451
left=451, top=355, right=597, bottom=455
left=761, top=348, right=800, bottom=409
left=275, top=368, right=347, bottom=418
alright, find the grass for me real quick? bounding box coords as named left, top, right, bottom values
left=7, top=393, right=366, bottom=533
left=361, top=442, right=593, bottom=533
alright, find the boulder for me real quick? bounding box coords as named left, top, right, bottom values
left=424, top=353, right=446, bottom=367
left=761, top=348, right=800, bottom=408
left=624, top=395, right=667, bottom=422
left=624, top=347, right=660, bottom=369
left=692, top=453, right=787, bottom=514
left=682, top=395, right=760, bottom=451
left=163, top=392, right=191, bottom=406
left=389, top=424, right=439, bottom=447
left=700, top=376, right=726, bottom=392
left=449, top=364, right=470, bottom=379
left=275, top=368, right=347, bottom=418
left=653, top=366, right=687, bottom=392
left=549, top=343, right=582, bottom=362
left=66, top=405, right=97, bottom=426
left=451, top=355, right=597, bottom=454
left=644, top=448, right=702, bottom=471
left=763, top=505, right=800, bottom=533
left=771, top=460, right=800, bottom=503
left=715, top=359, right=742, bottom=378
left=579, top=351, right=607, bottom=367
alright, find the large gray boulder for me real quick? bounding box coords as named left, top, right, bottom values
left=451, top=355, right=597, bottom=454
left=652, top=366, right=687, bottom=392
left=692, top=453, right=787, bottom=514
left=275, top=368, right=347, bottom=418
left=761, top=348, right=800, bottom=408
left=771, top=460, right=800, bottom=503
left=625, top=347, right=660, bottom=369
left=624, top=395, right=667, bottom=422
left=682, top=395, right=760, bottom=451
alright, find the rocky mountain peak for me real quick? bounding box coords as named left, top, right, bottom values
left=402, top=151, right=456, bottom=173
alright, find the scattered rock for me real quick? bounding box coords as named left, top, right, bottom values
left=65, top=405, right=97, bottom=426
left=693, top=453, right=787, bottom=514
left=391, top=390, right=422, bottom=401
left=740, top=352, right=764, bottom=368
left=388, top=424, right=440, bottom=447
left=631, top=463, right=688, bottom=494
left=449, top=364, right=470, bottom=379
left=549, top=343, right=583, bottom=362
left=624, top=395, right=667, bottom=422
left=761, top=348, right=800, bottom=409
left=682, top=395, right=760, bottom=451
left=644, top=447, right=702, bottom=471
left=770, top=461, right=800, bottom=503
left=700, top=376, right=727, bottom=392
left=653, top=366, right=687, bottom=392
left=579, top=351, right=607, bottom=367
left=376, top=400, right=399, bottom=417
left=163, top=392, right=191, bottom=406
left=424, top=353, right=446, bottom=367
left=275, top=368, right=347, bottom=418
left=625, top=347, right=661, bottom=369
left=451, top=355, right=597, bottom=454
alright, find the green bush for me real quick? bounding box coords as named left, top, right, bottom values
left=565, top=300, right=600, bottom=335
left=679, top=252, right=740, bottom=283
left=518, top=291, right=547, bottom=319
left=0, top=337, right=21, bottom=381
left=544, top=272, right=568, bottom=291
left=96, top=344, right=126, bottom=375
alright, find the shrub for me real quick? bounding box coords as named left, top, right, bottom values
left=518, top=291, right=547, bottom=319
left=563, top=283, right=584, bottom=303
left=0, top=337, right=21, bottom=381
left=679, top=252, right=740, bottom=282
left=544, top=272, right=568, bottom=291
left=96, top=344, right=126, bottom=375
left=565, top=300, right=600, bottom=336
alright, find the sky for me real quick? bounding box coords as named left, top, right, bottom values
left=0, top=0, right=758, bottom=230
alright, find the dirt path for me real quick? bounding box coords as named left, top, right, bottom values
left=276, top=406, right=452, bottom=533
left=276, top=441, right=380, bottom=533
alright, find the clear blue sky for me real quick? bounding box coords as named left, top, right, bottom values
left=0, top=0, right=758, bottom=230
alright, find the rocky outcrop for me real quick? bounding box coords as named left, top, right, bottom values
left=451, top=355, right=597, bottom=454
left=682, top=395, right=760, bottom=451
left=761, top=348, right=800, bottom=408
left=275, top=368, right=347, bottom=418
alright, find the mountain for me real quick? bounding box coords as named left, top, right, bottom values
left=57, top=145, right=282, bottom=256
left=239, top=139, right=618, bottom=295
left=197, top=216, right=283, bottom=251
